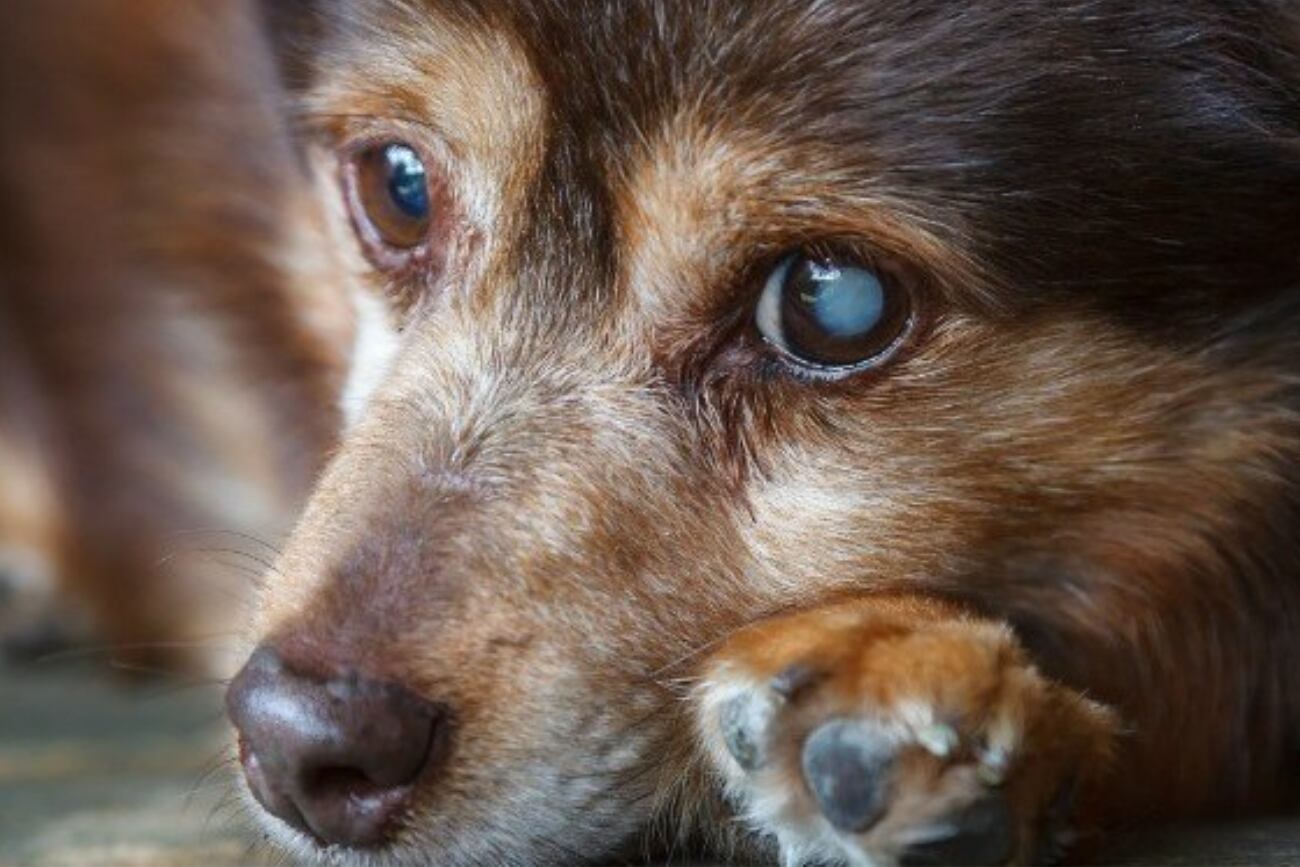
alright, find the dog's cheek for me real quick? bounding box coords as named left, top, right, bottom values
left=338, top=287, right=401, bottom=424
left=729, top=310, right=1283, bottom=609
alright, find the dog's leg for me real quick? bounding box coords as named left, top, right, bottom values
left=697, top=595, right=1116, bottom=866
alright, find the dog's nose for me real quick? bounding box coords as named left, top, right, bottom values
left=225, top=644, right=440, bottom=847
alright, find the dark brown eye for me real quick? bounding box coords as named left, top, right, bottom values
left=755, top=251, right=914, bottom=374
left=349, top=142, right=431, bottom=251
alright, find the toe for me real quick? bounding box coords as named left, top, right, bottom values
left=897, top=791, right=1015, bottom=867
left=1030, top=776, right=1080, bottom=865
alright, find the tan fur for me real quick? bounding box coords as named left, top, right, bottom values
left=5, top=2, right=1298, bottom=865
left=698, top=596, right=1115, bottom=865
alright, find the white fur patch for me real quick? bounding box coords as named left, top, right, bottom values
left=339, top=288, right=399, bottom=426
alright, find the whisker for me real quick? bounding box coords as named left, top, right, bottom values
left=109, top=659, right=190, bottom=678
left=186, top=752, right=237, bottom=812
left=164, top=527, right=285, bottom=557
left=33, top=635, right=239, bottom=664
left=182, top=779, right=240, bottom=802
left=645, top=632, right=731, bottom=681
left=657, top=673, right=703, bottom=698
left=195, top=579, right=260, bottom=606
left=205, top=787, right=242, bottom=837
left=187, top=546, right=282, bottom=578
left=153, top=549, right=268, bottom=587
left=139, top=678, right=232, bottom=703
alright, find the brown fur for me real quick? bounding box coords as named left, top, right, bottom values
left=3, top=1, right=1299, bottom=864
left=0, top=1, right=348, bottom=660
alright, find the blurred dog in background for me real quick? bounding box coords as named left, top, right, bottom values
left=3, top=2, right=1299, bottom=865
left=0, top=1, right=346, bottom=663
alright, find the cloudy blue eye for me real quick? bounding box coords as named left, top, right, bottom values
left=351, top=142, right=432, bottom=250
left=755, top=251, right=913, bottom=371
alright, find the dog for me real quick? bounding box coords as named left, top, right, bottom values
left=3, top=1, right=1299, bottom=865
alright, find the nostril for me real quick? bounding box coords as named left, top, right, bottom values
left=226, top=644, right=445, bottom=848
left=313, top=765, right=373, bottom=790
left=308, top=765, right=398, bottom=802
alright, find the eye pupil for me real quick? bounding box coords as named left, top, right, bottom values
left=384, top=144, right=429, bottom=219
left=791, top=258, right=885, bottom=339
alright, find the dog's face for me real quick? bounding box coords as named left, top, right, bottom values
left=230, top=1, right=1300, bottom=862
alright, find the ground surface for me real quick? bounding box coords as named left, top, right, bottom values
left=0, top=658, right=263, bottom=867
left=2, top=658, right=1298, bottom=866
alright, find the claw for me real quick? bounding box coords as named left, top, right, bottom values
left=1031, top=776, right=1080, bottom=865
left=976, top=743, right=1011, bottom=786
left=916, top=722, right=959, bottom=759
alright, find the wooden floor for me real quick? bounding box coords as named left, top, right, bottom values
left=2, top=658, right=1297, bottom=866
left=0, top=659, right=265, bottom=867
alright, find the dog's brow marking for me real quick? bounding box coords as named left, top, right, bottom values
left=305, top=9, right=547, bottom=248
left=615, top=110, right=987, bottom=337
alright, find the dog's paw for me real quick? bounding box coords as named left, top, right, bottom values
left=697, top=599, right=1115, bottom=866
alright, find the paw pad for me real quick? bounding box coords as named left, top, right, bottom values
left=800, top=718, right=897, bottom=832
left=720, top=689, right=778, bottom=771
